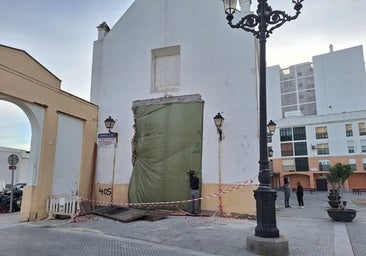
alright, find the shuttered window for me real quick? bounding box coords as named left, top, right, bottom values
left=317, top=143, right=329, bottom=155
left=151, top=46, right=180, bottom=93
left=345, top=124, right=353, bottom=137
left=359, top=123, right=366, bottom=136
left=315, top=126, right=328, bottom=139
left=282, top=159, right=295, bottom=172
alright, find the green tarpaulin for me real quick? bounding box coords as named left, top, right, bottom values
left=129, top=102, right=203, bottom=211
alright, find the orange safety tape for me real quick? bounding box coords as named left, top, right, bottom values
left=80, top=176, right=257, bottom=207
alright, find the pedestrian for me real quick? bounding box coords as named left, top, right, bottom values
left=188, top=169, right=200, bottom=214
left=296, top=181, right=304, bottom=208
left=282, top=182, right=291, bottom=208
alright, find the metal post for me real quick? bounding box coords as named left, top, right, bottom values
left=111, top=133, right=118, bottom=205
left=254, top=15, right=279, bottom=237
left=218, top=137, right=223, bottom=216
left=10, top=166, right=14, bottom=213
left=225, top=0, right=304, bottom=239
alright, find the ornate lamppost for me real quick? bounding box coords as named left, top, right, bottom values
left=213, top=113, right=225, bottom=215
left=104, top=116, right=118, bottom=204
left=213, top=113, right=225, bottom=141
left=222, top=1, right=303, bottom=254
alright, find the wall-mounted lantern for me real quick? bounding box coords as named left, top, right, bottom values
left=104, top=116, right=116, bottom=133
left=213, top=113, right=225, bottom=141
left=267, top=120, right=277, bottom=136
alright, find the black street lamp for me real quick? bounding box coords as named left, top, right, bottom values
left=213, top=113, right=225, bottom=141
left=104, top=115, right=119, bottom=139
left=104, top=116, right=116, bottom=133
left=222, top=0, right=303, bottom=242
left=267, top=120, right=276, bottom=136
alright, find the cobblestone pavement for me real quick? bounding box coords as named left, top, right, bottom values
left=0, top=191, right=365, bottom=255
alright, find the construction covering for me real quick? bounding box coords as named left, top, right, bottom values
left=129, top=101, right=203, bottom=211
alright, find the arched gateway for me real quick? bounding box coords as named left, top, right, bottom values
left=0, top=44, right=98, bottom=221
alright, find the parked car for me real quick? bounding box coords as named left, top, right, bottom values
left=0, top=193, right=22, bottom=213
left=13, top=183, right=26, bottom=191
left=4, top=183, right=26, bottom=196
left=1, top=184, right=11, bottom=195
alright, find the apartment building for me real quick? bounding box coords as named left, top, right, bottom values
left=269, top=111, right=366, bottom=191
left=267, top=45, right=366, bottom=191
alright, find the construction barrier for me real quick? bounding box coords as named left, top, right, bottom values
left=47, top=195, right=80, bottom=219
left=81, top=177, right=256, bottom=207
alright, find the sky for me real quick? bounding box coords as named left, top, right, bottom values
left=1, top=0, right=366, bottom=151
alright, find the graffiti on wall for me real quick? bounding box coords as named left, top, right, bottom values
left=98, top=187, right=112, bottom=196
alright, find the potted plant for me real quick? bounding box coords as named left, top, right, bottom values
left=327, top=170, right=342, bottom=208
left=326, top=163, right=356, bottom=222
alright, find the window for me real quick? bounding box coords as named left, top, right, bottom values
left=359, top=122, right=366, bottom=136
left=295, top=157, right=309, bottom=171
left=300, top=102, right=317, bottom=116
left=293, top=127, right=306, bottom=140
left=349, top=159, right=357, bottom=171
left=280, top=128, right=292, bottom=141
left=281, top=143, right=293, bottom=156
left=280, top=80, right=296, bottom=93
left=298, top=90, right=316, bottom=103
left=319, top=160, right=330, bottom=171
left=281, top=93, right=297, bottom=106
left=294, top=142, right=307, bottom=156
left=315, top=126, right=328, bottom=139
left=317, top=143, right=329, bottom=155
left=282, top=159, right=295, bottom=172
left=347, top=141, right=355, bottom=154
left=151, top=45, right=180, bottom=93
left=363, top=158, right=366, bottom=170
left=267, top=134, right=272, bottom=143
left=361, top=140, right=366, bottom=153
left=345, top=124, right=353, bottom=137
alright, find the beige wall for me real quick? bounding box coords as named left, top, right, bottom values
left=202, top=184, right=257, bottom=217
left=0, top=45, right=98, bottom=221
left=93, top=182, right=257, bottom=217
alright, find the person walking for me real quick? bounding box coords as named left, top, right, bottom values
left=188, top=169, right=200, bottom=214
left=282, top=182, right=291, bottom=208
left=296, top=181, right=304, bottom=208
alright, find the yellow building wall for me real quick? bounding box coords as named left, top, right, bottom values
left=0, top=45, right=98, bottom=221
left=92, top=183, right=258, bottom=218
left=203, top=184, right=257, bottom=217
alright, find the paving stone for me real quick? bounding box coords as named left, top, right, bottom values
left=0, top=191, right=365, bottom=255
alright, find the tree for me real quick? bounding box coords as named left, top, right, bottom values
left=327, top=163, right=353, bottom=209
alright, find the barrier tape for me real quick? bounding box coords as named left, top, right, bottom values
left=80, top=176, right=257, bottom=207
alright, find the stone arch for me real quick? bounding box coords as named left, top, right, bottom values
left=0, top=97, right=43, bottom=187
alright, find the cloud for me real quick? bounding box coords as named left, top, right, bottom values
left=0, top=101, right=31, bottom=151
left=265, top=0, right=366, bottom=67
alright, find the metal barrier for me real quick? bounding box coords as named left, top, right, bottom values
left=47, top=195, right=79, bottom=218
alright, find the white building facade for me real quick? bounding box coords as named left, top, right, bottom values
left=267, top=45, right=366, bottom=120
left=269, top=111, right=366, bottom=191
left=267, top=45, right=366, bottom=190
left=0, top=146, right=29, bottom=190
left=90, top=0, right=260, bottom=216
